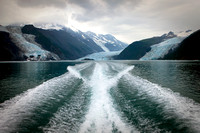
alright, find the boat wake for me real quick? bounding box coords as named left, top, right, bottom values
left=0, top=61, right=200, bottom=133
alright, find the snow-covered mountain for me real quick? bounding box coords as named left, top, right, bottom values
left=61, top=28, right=105, bottom=53
left=85, top=31, right=128, bottom=52
left=0, top=24, right=127, bottom=61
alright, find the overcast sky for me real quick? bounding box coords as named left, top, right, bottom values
left=0, top=0, right=200, bottom=43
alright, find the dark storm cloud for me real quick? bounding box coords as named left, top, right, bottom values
left=104, top=0, right=141, bottom=8
left=16, top=0, right=67, bottom=8
left=70, top=0, right=142, bottom=22
left=16, top=0, right=96, bottom=10
left=11, top=0, right=143, bottom=22
left=68, top=0, right=94, bottom=10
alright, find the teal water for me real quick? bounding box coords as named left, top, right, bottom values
left=0, top=61, right=200, bottom=133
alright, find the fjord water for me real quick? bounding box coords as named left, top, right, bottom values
left=0, top=61, right=200, bottom=133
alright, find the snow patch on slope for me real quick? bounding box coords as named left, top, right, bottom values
left=34, top=23, right=64, bottom=30
left=93, top=37, right=110, bottom=52
left=85, top=32, right=110, bottom=52
left=69, top=26, right=80, bottom=33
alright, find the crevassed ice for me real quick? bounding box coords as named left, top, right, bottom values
left=11, top=33, right=54, bottom=59
left=4, top=26, right=59, bottom=60
left=140, top=37, right=184, bottom=60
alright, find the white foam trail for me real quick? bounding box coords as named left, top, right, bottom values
left=0, top=62, right=94, bottom=132
left=67, top=66, right=82, bottom=79
left=43, top=83, right=90, bottom=133
left=124, top=74, right=200, bottom=133
left=111, top=87, right=163, bottom=133
left=67, top=62, right=94, bottom=81
left=43, top=62, right=96, bottom=133
left=78, top=62, right=137, bottom=133
left=108, top=62, right=130, bottom=72
left=0, top=72, right=77, bottom=132
left=115, top=66, right=134, bottom=80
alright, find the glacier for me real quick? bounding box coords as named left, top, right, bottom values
left=77, top=51, right=122, bottom=60
left=140, top=37, right=185, bottom=60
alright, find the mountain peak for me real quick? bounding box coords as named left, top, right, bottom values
left=161, top=31, right=176, bottom=38
left=167, top=31, right=175, bottom=36
left=24, top=24, right=35, bottom=28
